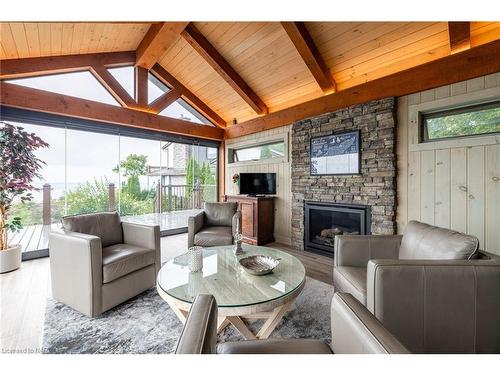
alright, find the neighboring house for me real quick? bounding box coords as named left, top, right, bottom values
left=147, top=142, right=217, bottom=186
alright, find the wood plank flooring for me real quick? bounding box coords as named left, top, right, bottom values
left=0, top=234, right=333, bottom=353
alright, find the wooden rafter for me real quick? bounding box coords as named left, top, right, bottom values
left=135, top=66, right=149, bottom=106
left=89, top=64, right=136, bottom=108
left=0, top=82, right=224, bottom=141
left=151, top=64, right=227, bottom=128
left=181, top=23, right=268, bottom=115
left=0, top=51, right=135, bottom=79
left=281, top=22, right=336, bottom=93
left=448, top=22, right=471, bottom=54
left=226, top=39, right=500, bottom=139
left=136, top=22, right=189, bottom=69
left=149, top=88, right=181, bottom=114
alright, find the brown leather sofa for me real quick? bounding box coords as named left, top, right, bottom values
left=176, top=259, right=500, bottom=354
left=49, top=211, right=161, bottom=317
left=333, top=220, right=484, bottom=305
left=188, top=202, right=241, bottom=248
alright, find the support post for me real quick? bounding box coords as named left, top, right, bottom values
left=42, top=184, right=51, bottom=225
left=108, top=183, right=116, bottom=211
left=168, top=186, right=172, bottom=212
left=156, top=181, right=162, bottom=213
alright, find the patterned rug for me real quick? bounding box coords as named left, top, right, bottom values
left=42, top=277, right=334, bottom=354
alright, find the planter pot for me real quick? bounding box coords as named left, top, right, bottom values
left=0, top=244, right=22, bottom=273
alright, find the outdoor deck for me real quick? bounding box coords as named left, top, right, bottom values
left=8, top=209, right=202, bottom=260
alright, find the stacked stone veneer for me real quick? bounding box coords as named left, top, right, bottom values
left=291, top=97, right=397, bottom=251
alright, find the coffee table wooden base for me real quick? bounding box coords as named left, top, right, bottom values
left=157, top=281, right=304, bottom=340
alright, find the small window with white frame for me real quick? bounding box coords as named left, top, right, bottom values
left=229, top=141, right=286, bottom=163
left=421, top=100, right=500, bottom=142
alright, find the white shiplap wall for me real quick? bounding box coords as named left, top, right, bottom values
left=225, top=126, right=292, bottom=245
left=397, top=72, right=500, bottom=254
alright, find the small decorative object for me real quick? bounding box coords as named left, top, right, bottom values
left=232, top=173, right=240, bottom=185
left=0, top=122, right=49, bottom=273
left=232, top=118, right=238, bottom=125
left=187, top=246, right=203, bottom=272
left=233, top=232, right=244, bottom=256
left=239, top=255, right=280, bottom=276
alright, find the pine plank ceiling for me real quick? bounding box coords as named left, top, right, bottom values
left=1, top=21, right=499, bottom=125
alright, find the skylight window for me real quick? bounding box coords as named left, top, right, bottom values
left=148, top=73, right=171, bottom=103
left=159, top=99, right=212, bottom=126
left=8, top=71, right=120, bottom=106
left=107, top=66, right=135, bottom=98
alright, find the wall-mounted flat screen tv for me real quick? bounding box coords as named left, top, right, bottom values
left=310, top=130, right=361, bottom=175
left=239, top=173, right=277, bottom=195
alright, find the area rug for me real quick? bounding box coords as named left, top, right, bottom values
left=42, top=277, right=334, bottom=354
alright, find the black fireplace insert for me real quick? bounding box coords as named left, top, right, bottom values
left=304, top=201, right=371, bottom=257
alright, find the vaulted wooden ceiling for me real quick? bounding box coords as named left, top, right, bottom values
left=1, top=21, right=500, bottom=138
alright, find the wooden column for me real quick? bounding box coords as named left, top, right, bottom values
left=42, top=184, right=51, bottom=225
left=108, top=183, right=116, bottom=211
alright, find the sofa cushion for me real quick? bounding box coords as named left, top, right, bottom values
left=333, top=266, right=367, bottom=305
left=218, top=339, right=332, bottom=354
left=194, top=226, right=233, bottom=247
left=399, top=221, right=479, bottom=260
left=102, top=243, right=156, bottom=283
left=204, top=202, right=237, bottom=227
left=61, top=211, right=123, bottom=247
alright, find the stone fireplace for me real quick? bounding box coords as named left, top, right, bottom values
left=305, top=201, right=371, bottom=256
left=291, top=97, right=397, bottom=253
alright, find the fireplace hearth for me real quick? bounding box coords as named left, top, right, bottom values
left=304, top=201, right=371, bottom=257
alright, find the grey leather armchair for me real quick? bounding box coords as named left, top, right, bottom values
left=333, top=220, right=487, bottom=305
left=175, top=293, right=408, bottom=354
left=176, top=260, right=500, bottom=354
left=49, top=211, right=161, bottom=317
left=188, top=202, right=241, bottom=248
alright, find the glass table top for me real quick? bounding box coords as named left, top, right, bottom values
left=157, top=244, right=306, bottom=307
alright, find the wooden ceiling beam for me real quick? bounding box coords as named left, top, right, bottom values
left=281, top=22, right=336, bottom=93
left=89, top=64, right=137, bottom=108
left=149, top=88, right=181, bottom=114
left=0, top=82, right=224, bottom=141
left=135, top=66, right=149, bottom=106
left=136, top=22, right=189, bottom=69
left=225, top=39, right=500, bottom=139
left=151, top=63, right=227, bottom=128
left=0, top=51, right=135, bottom=80
left=181, top=23, right=268, bottom=115
left=448, top=22, right=471, bottom=54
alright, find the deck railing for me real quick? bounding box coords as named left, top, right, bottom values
left=39, top=182, right=217, bottom=223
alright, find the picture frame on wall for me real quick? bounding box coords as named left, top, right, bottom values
left=310, top=130, right=361, bottom=175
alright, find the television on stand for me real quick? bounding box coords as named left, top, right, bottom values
left=239, top=173, right=277, bottom=196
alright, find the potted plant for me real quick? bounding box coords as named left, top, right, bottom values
left=0, top=122, right=48, bottom=273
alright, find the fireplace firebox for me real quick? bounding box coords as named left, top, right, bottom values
left=304, top=201, right=371, bottom=257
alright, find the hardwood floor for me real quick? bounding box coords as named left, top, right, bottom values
left=0, top=234, right=333, bottom=353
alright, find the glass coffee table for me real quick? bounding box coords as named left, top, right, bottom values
left=157, top=244, right=306, bottom=340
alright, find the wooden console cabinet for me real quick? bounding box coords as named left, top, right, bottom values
left=224, top=195, right=275, bottom=245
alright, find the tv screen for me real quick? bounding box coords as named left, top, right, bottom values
left=239, top=173, right=277, bottom=195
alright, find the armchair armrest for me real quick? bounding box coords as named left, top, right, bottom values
left=331, top=293, right=409, bottom=354
left=231, top=210, right=241, bottom=237
left=188, top=212, right=205, bottom=248
left=366, top=259, right=500, bottom=353
left=334, top=235, right=402, bottom=267
left=122, top=222, right=161, bottom=274
left=48, top=229, right=103, bottom=317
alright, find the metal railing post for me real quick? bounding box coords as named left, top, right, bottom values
left=42, top=183, right=51, bottom=225
left=156, top=181, right=162, bottom=213
left=108, top=183, right=116, bottom=211
left=168, top=186, right=172, bottom=212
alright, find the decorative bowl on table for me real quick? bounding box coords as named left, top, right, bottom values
left=238, top=255, right=280, bottom=276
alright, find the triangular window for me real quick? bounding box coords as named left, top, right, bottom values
left=107, top=66, right=135, bottom=98
left=7, top=71, right=120, bottom=106
left=159, top=98, right=212, bottom=126
left=148, top=73, right=171, bottom=103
